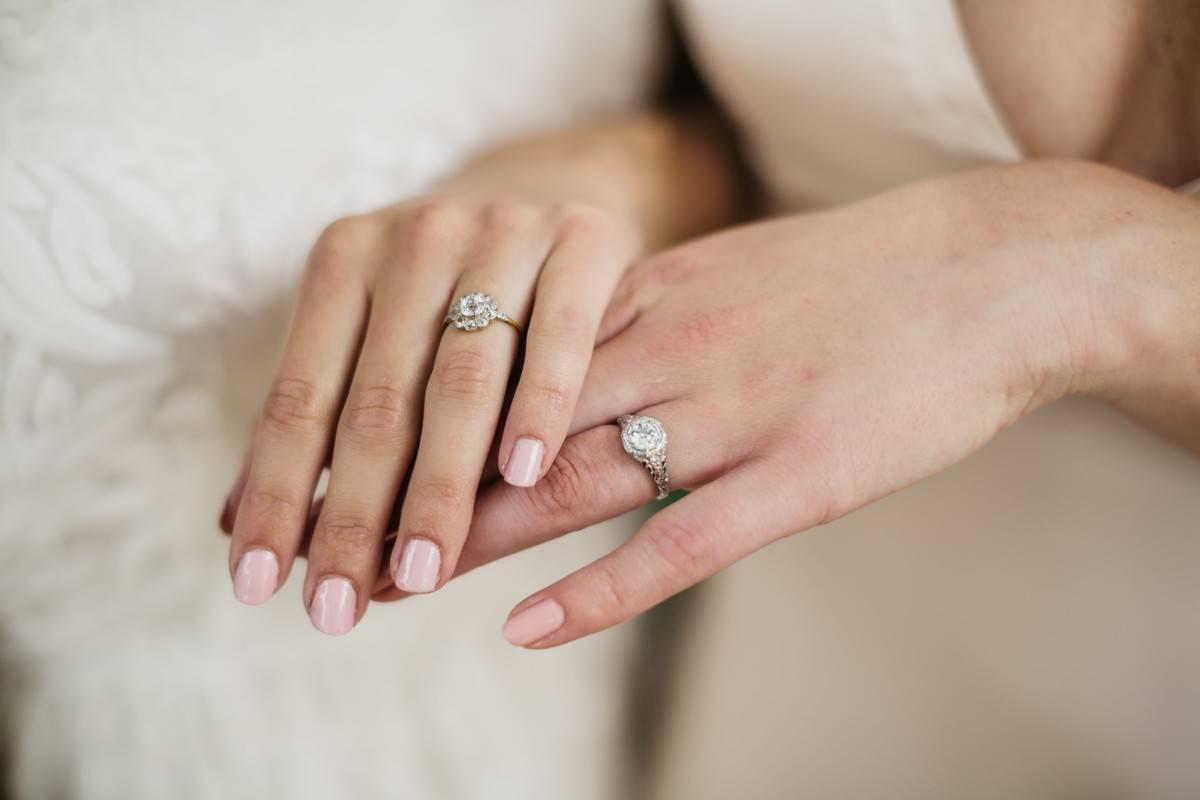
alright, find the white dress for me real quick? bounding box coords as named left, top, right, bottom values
left=648, top=2, right=1200, bottom=798
left=0, top=2, right=663, bottom=798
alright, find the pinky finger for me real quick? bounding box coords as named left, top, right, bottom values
left=500, top=460, right=811, bottom=648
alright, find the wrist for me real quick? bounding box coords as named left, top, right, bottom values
left=1076, top=181, right=1200, bottom=407
left=934, top=160, right=1198, bottom=421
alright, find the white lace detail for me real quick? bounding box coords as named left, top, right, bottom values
left=0, top=2, right=661, bottom=796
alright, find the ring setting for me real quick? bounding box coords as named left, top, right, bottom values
left=445, top=292, right=521, bottom=332
left=618, top=414, right=670, bottom=500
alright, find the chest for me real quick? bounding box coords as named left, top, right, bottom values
left=678, top=0, right=1198, bottom=208
left=959, top=0, right=1200, bottom=184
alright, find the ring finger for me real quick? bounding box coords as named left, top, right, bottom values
left=390, top=208, right=553, bottom=594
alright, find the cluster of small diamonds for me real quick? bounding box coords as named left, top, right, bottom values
left=449, top=292, right=499, bottom=330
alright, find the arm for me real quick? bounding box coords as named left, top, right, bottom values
left=387, top=158, right=1200, bottom=645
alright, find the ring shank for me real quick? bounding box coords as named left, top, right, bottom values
left=645, top=459, right=670, bottom=501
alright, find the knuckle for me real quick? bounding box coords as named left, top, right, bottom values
left=243, top=487, right=301, bottom=529
left=407, top=198, right=471, bottom=245
left=530, top=302, right=593, bottom=350
left=407, top=477, right=463, bottom=514
left=483, top=199, right=542, bottom=235
left=521, top=378, right=573, bottom=417
left=430, top=348, right=495, bottom=405
left=261, top=377, right=328, bottom=435
left=553, top=202, right=620, bottom=243
left=762, top=429, right=847, bottom=532
left=312, top=216, right=377, bottom=267
left=525, top=442, right=592, bottom=518
left=647, top=516, right=715, bottom=579
left=653, top=307, right=743, bottom=360
left=590, top=558, right=634, bottom=618
left=317, top=511, right=377, bottom=552
left=639, top=248, right=699, bottom=288
left=339, top=383, right=412, bottom=444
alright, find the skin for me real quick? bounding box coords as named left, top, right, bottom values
left=223, top=2, right=1199, bottom=642
left=222, top=111, right=744, bottom=628
left=419, top=161, right=1200, bottom=646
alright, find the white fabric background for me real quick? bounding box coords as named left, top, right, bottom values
left=0, top=2, right=663, bottom=797
left=652, top=2, right=1200, bottom=797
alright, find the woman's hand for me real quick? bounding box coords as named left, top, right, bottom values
left=218, top=112, right=745, bottom=635
left=423, top=160, right=1200, bottom=647
left=225, top=196, right=638, bottom=632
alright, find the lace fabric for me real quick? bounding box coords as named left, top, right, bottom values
left=0, top=2, right=662, bottom=797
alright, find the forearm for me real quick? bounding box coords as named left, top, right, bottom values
left=432, top=107, right=747, bottom=254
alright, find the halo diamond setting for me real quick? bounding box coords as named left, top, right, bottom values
left=447, top=292, right=500, bottom=331
left=618, top=414, right=670, bottom=499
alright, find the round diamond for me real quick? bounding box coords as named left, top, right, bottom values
left=621, top=416, right=666, bottom=458
left=459, top=293, right=485, bottom=317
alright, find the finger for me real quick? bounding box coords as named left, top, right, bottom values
left=229, top=219, right=373, bottom=605
left=498, top=208, right=635, bottom=488
left=501, top=459, right=808, bottom=648
left=594, top=244, right=680, bottom=343
left=566, top=313, right=688, bottom=436
left=371, top=397, right=736, bottom=602
left=219, top=433, right=255, bottom=534
left=390, top=205, right=551, bottom=594
left=302, top=205, right=472, bottom=634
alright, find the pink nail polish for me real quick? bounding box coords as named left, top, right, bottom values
left=309, top=577, right=357, bottom=636
left=504, top=437, right=545, bottom=488
left=502, top=598, right=565, bottom=646
left=233, top=549, right=279, bottom=605
left=393, top=537, right=441, bottom=593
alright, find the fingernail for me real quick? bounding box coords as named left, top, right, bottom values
left=502, top=598, right=565, bottom=647
left=233, top=549, right=279, bottom=605
left=504, top=437, right=545, bottom=488
left=393, top=537, right=441, bottom=593
left=309, top=577, right=357, bottom=636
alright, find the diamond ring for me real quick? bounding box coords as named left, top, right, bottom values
left=444, top=292, right=522, bottom=332
left=618, top=414, right=670, bottom=500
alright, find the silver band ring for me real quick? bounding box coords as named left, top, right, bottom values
left=618, top=414, right=670, bottom=500
left=444, top=292, right=522, bottom=332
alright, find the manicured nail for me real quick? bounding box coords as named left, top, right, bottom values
left=309, top=577, right=357, bottom=636
left=393, top=537, right=441, bottom=593
left=233, top=549, right=279, bottom=605
left=502, top=598, right=565, bottom=647
left=504, top=437, right=545, bottom=488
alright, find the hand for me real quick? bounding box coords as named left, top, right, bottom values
left=222, top=194, right=638, bottom=634
left=427, top=160, right=1198, bottom=647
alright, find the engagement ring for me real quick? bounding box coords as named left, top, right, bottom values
left=444, top=292, right=522, bottom=332
left=618, top=414, right=670, bottom=500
